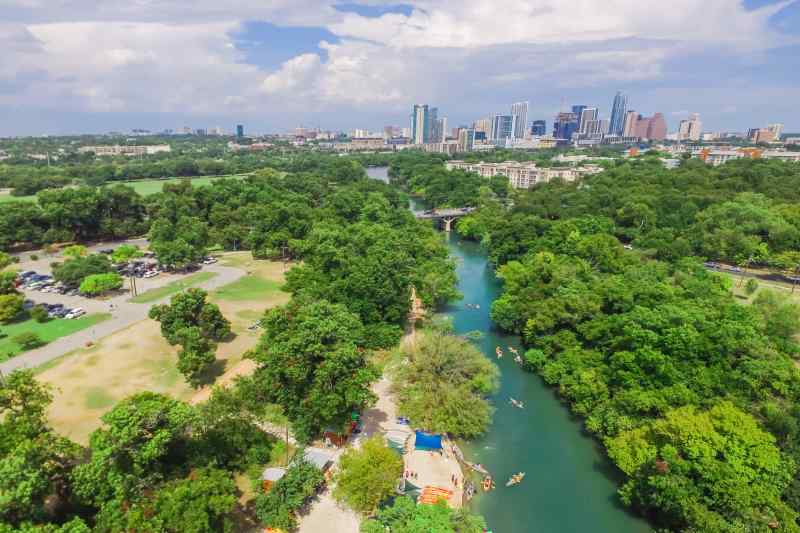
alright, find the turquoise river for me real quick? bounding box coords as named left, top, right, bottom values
left=367, top=166, right=652, bottom=533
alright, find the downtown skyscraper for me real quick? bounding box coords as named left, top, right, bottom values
left=608, top=91, right=628, bottom=136
left=411, top=104, right=430, bottom=144
left=511, top=101, right=529, bottom=139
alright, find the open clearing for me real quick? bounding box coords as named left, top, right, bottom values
left=0, top=314, right=111, bottom=362
left=39, top=253, right=290, bottom=444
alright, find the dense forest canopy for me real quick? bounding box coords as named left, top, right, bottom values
left=390, top=152, right=800, bottom=533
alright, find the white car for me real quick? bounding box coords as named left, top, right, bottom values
left=144, top=271, right=159, bottom=278
left=65, top=308, right=85, bottom=319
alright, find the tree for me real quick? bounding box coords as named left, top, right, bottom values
left=78, top=272, right=123, bottom=296
left=333, top=435, right=403, bottom=514
left=110, top=244, right=143, bottom=265
left=175, top=327, right=216, bottom=388
left=607, top=402, right=798, bottom=532
left=0, top=294, right=24, bottom=323
left=0, top=271, right=19, bottom=295
left=254, top=458, right=324, bottom=530
left=72, top=393, right=197, bottom=506
left=52, top=254, right=112, bottom=287
left=0, top=251, right=13, bottom=270
left=0, top=371, right=82, bottom=527
left=393, top=331, right=498, bottom=437
left=361, top=496, right=486, bottom=533
left=92, top=468, right=237, bottom=533
left=61, top=245, right=87, bottom=260
left=12, top=332, right=45, bottom=350
left=149, top=289, right=230, bottom=345
left=246, top=298, right=378, bottom=442
left=752, top=290, right=800, bottom=344
left=745, top=278, right=759, bottom=295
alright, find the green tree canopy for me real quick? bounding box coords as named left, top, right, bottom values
left=246, top=298, right=378, bottom=442
left=334, top=435, right=403, bottom=514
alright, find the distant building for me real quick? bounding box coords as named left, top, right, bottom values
left=553, top=112, right=578, bottom=140
left=411, top=104, right=430, bottom=144
left=578, top=107, right=598, bottom=135
left=632, top=113, right=667, bottom=141
left=236, top=124, right=244, bottom=138
left=678, top=113, right=702, bottom=141
left=491, top=114, right=516, bottom=142
left=572, top=105, right=587, bottom=132
left=457, top=128, right=475, bottom=152
left=78, top=144, right=172, bottom=157
left=446, top=160, right=602, bottom=189
left=622, top=110, right=638, bottom=137
left=609, top=91, right=628, bottom=135
left=511, top=101, right=529, bottom=140
left=474, top=118, right=492, bottom=138
left=531, top=120, right=546, bottom=136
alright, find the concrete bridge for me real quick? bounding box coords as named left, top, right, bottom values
left=413, top=207, right=475, bottom=232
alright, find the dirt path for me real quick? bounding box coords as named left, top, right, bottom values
left=189, top=359, right=256, bottom=405
left=0, top=263, right=246, bottom=375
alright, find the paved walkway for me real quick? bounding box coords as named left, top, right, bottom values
left=0, top=263, right=245, bottom=374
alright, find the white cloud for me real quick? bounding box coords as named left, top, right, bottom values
left=0, top=0, right=797, bottom=132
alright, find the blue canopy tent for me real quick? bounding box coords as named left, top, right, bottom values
left=414, top=431, right=442, bottom=451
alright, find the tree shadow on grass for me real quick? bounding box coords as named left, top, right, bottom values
left=221, top=331, right=237, bottom=343
left=195, top=358, right=228, bottom=387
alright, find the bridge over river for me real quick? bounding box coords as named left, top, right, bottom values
left=413, top=207, right=475, bottom=231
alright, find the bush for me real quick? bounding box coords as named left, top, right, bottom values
left=29, top=254, right=38, bottom=261
left=12, top=331, right=45, bottom=350
left=29, top=305, right=50, bottom=323
left=79, top=272, right=123, bottom=296
left=745, top=278, right=759, bottom=295
left=0, top=294, right=24, bottom=323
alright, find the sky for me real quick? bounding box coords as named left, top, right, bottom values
left=1, top=0, right=799, bottom=136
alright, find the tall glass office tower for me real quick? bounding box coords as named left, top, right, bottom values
left=608, top=91, right=627, bottom=135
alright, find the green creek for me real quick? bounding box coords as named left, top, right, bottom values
left=367, top=167, right=652, bottom=533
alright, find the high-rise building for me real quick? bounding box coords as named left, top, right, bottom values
left=531, top=120, right=547, bottom=136
left=236, top=124, right=244, bottom=138
left=457, top=128, right=475, bottom=152
left=579, top=107, right=598, bottom=134
left=491, top=114, right=516, bottom=142
left=430, top=116, right=447, bottom=143
left=767, top=123, right=784, bottom=140
left=553, top=112, right=578, bottom=140
left=632, top=113, right=667, bottom=140
left=609, top=91, right=628, bottom=135
left=511, top=101, right=529, bottom=139
left=572, top=105, right=587, bottom=132
left=474, top=118, right=492, bottom=138
left=678, top=113, right=702, bottom=141
left=411, top=104, right=430, bottom=144
left=622, top=110, right=638, bottom=137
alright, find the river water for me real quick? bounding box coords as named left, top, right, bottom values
left=366, top=166, right=652, bottom=533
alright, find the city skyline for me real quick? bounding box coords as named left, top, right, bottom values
left=2, top=0, right=800, bottom=136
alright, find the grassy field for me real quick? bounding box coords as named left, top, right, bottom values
left=0, top=174, right=248, bottom=203
left=38, top=253, right=289, bottom=444
left=129, top=271, right=217, bottom=303
left=213, top=275, right=283, bottom=301
left=0, top=313, right=111, bottom=362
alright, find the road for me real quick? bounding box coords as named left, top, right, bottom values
left=0, top=262, right=246, bottom=374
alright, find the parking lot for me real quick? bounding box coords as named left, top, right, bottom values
left=1, top=239, right=244, bottom=374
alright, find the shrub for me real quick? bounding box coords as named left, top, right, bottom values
left=79, top=272, right=123, bottom=296
left=30, top=305, right=50, bottom=323
left=12, top=331, right=45, bottom=350
left=745, top=278, right=759, bottom=295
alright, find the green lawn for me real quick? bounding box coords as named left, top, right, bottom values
left=0, top=174, right=249, bottom=203
left=0, top=313, right=111, bottom=362
left=0, top=192, right=35, bottom=203
left=213, top=276, right=282, bottom=301
left=121, top=175, right=248, bottom=196
left=129, top=271, right=217, bottom=303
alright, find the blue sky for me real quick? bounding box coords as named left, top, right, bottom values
left=1, top=0, right=799, bottom=136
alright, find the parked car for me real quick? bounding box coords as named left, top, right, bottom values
left=144, top=271, right=159, bottom=279
left=65, top=308, right=85, bottom=319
